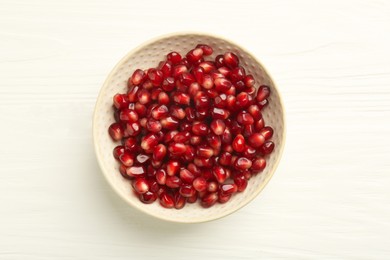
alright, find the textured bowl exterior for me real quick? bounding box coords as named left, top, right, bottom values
left=93, top=33, right=285, bottom=223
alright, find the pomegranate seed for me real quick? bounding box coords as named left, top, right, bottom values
left=221, top=127, right=232, bottom=144
left=215, top=55, right=225, bottom=68
left=214, top=77, right=232, bottom=92
left=174, top=192, right=186, bottom=209
left=213, top=166, right=227, bottom=183
left=126, top=122, right=141, bottom=136
left=141, top=133, right=158, bottom=150
left=201, top=192, right=218, bottom=208
left=193, top=157, right=213, bottom=167
left=186, top=48, right=203, bottom=64
left=157, top=91, right=169, bottom=105
left=123, top=137, right=137, bottom=152
left=237, top=111, right=254, bottom=125
left=252, top=157, right=266, bottom=172
left=139, top=191, right=157, bottom=204
left=139, top=117, right=147, bottom=128
left=218, top=192, right=231, bottom=203
left=172, top=65, right=188, bottom=78
left=191, top=122, right=209, bottom=136
left=119, top=109, right=138, bottom=123
left=189, top=135, right=201, bottom=145
left=164, top=130, right=178, bottom=143
left=234, top=157, right=252, bottom=170
left=188, top=82, right=201, bottom=97
left=209, top=119, right=226, bottom=136
left=196, top=44, right=213, bottom=56
left=218, top=67, right=230, bottom=77
left=160, top=116, right=179, bottom=130
left=113, top=94, right=129, bottom=110
left=119, top=152, right=134, bottom=167
left=113, top=145, right=125, bottom=160
left=156, top=169, right=167, bottom=185
left=202, top=169, right=213, bottom=181
left=167, top=51, right=182, bottom=64
left=132, top=178, right=149, bottom=194
left=220, top=184, right=238, bottom=195
left=235, top=80, right=246, bottom=92
left=254, top=118, right=265, bottom=131
left=168, top=143, right=187, bottom=156
left=229, top=66, right=246, bottom=83
left=193, top=67, right=204, bottom=84
left=243, top=145, right=257, bottom=158
left=258, top=99, right=269, bottom=110
left=172, top=92, right=190, bottom=105
left=214, top=93, right=227, bottom=108
left=242, top=170, right=252, bottom=180
left=127, top=85, right=140, bottom=102
left=211, top=107, right=230, bottom=120
left=196, top=145, right=214, bottom=158
left=179, top=72, right=195, bottom=86
left=198, top=61, right=215, bottom=73
left=145, top=119, right=162, bottom=133
left=161, top=77, right=175, bottom=92
left=231, top=121, right=242, bottom=135
left=134, top=102, right=146, bottom=117
left=151, top=159, right=162, bottom=168
left=260, top=141, right=275, bottom=155
left=179, top=168, right=195, bottom=184
left=187, top=194, right=198, bottom=203
left=223, top=52, right=239, bottom=68
left=136, top=89, right=150, bottom=105
left=146, top=166, right=157, bottom=179
left=179, top=184, right=196, bottom=198
left=151, top=105, right=168, bottom=120
left=206, top=134, right=221, bottom=150
left=244, top=75, right=255, bottom=87
left=222, top=144, right=234, bottom=153
left=201, top=74, right=214, bottom=89
left=108, top=123, right=124, bottom=141
left=130, top=69, right=146, bottom=86
left=260, top=126, right=274, bottom=140
left=169, top=106, right=185, bottom=120
left=256, top=85, right=271, bottom=102
left=248, top=133, right=266, bottom=148
left=195, top=108, right=209, bottom=120
left=194, top=92, right=210, bottom=108
left=226, top=95, right=238, bottom=111
left=167, top=160, right=180, bottom=176
left=159, top=192, right=174, bottom=208
left=166, top=175, right=182, bottom=188
left=147, top=69, right=163, bottom=86
left=179, top=121, right=192, bottom=132
left=232, top=134, right=245, bottom=152
left=160, top=60, right=172, bottom=77
left=243, top=124, right=254, bottom=138
left=219, top=152, right=232, bottom=166
left=248, top=104, right=262, bottom=120
left=185, top=107, right=196, bottom=122
left=234, top=173, right=247, bottom=192
left=126, top=166, right=145, bottom=178
left=236, top=92, right=250, bottom=108
left=193, top=177, right=207, bottom=192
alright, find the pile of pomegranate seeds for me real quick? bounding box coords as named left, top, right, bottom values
left=108, top=44, right=275, bottom=209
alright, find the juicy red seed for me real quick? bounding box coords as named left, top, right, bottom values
left=207, top=89, right=219, bottom=98
left=185, top=107, right=196, bottom=121
left=214, top=78, right=232, bottom=92
left=146, top=166, right=157, bottom=179
left=210, top=119, right=226, bottom=136
left=243, top=124, right=254, bottom=137
left=243, top=145, right=257, bottom=158
left=141, top=133, right=158, bottom=150
left=193, top=67, right=204, bottom=84
left=142, top=79, right=153, bottom=90
left=237, top=111, right=254, bottom=125
left=255, top=118, right=265, bottom=132
left=206, top=134, right=221, bottom=150
left=179, top=184, right=196, bottom=198
left=159, top=192, right=174, bottom=208
left=173, top=131, right=191, bottom=143
left=201, top=74, right=214, bottom=89
left=194, top=92, right=210, bottom=108
left=160, top=61, right=172, bottom=77
left=244, top=75, right=255, bottom=87
left=214, top=93, right=227, bottom=108
left=113, top=94, right=129, bottom=109
left=158, top=91, right=170, bottom=105
left=229, top=66, right=246, bottom=82
left=151, top=105, right=168, bottom=120
left=136, top=154, right=150, bottom=164
left=174, top=192, right=186, bottom=209
left=170, top=106, right=186, bottom=120
left=155, top=169, right=167, bottom=185
left=234, top=157, right=252, bottom=170
left=232, top=134, right=245, bottom=152
left=211, top=107, right=230, bottom=120
left=197, top=145, right=214, bottom=158
left=234, top=173, right=248, bottom=192
left=236, top=92, right=250, bottom=108
left=198, top=61, right=215, bottom=73
left=167, top=51, right=182, bottom=64
left=132, top=178, right=149, bottom=194
left=108, top=123, right=124, bottom=141
left=189, top=82, right=201, bottom=97
left=201, top=192, right=218, bottom=208
left=119, top=152, right=134, bottom=167
left=166, top=176, right=182, bottom=188
left=150, top=88, right=162, bottom=100
left=146, top=119, right=162, bottom=133
left=193, top=177, right=207, bottom=192
left=187, top=194, right=198, bottom=203
left=256, top=85, right=271, bottom=102
left=223, top=52, right=239, bottom=68
left=218, top=67, right=230, bottom=77
left=139, top=117, right=147, bottom=128
left=231, top=121, right=243, bottom=135
left=179, top=122, right=192, bottom=132
left=235, top=80, right=246, bottom=92
left=139, top=191, right=157, bottom=204
left=218, top=192, right=231, bottom=203
left=127, top=85, right=140, bottom=102
left=179, top=72, right=195, bottom=86
left=119, top=109, right=138, bottom=123
left=126, top=166, right=145, bottom=178
left=179, top=168, right=195, bottom=184
left=248, top=104, right=262, bottom=120
left=221, top=127, right=232, bottom=144
left=213, top=166, right=227, bottom=183
left=248, top=133, right=266, bottom=148
left=136, top=89, right=151, bottom=105
left=173, top=92, right=190, bottom=105
left=130, top=69, right=146, bottom=86
left=226, top=95, right=237, bottom=111
left=215, top=55, right=225, bottom=68
left=113, top=145, right=125, bottom=159
left=172, top=65, right=188, bottom=78
left=195, top=108, right=209, bottom=120
left=219, top=152, right=232, bottom=166
left=191, top=122, right=209, bottom=136
left=162, top=77, right=175, bottom=91
left=167, top=160, right=180, bottom=176
left=193, top=157, right=213, bottom=167
left=220, top=184, right=238, bottom=195
left=186, top=48, right=203, bottom=64
left=260, top=126, right=274, bottom=140
left=164, top=130, right=178, bottom=143
left=260, top=141, right=275, bottom=155
left=168, top=143, right=187, bottom=156
left=124, top=137, right=137, bottom=151
left=151, top=159, right=162, bottom=168
left=196, top=44, right=213, bottom=56
left=160, top=116, right=179, bottom=130
left=147, top=69, right=164, bottom=86
left=252, top=157, right=266, bottom=172
left=126, top=122, right=141, bottom=136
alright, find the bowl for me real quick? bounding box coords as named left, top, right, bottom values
left=93, top=32, right=285, bottom=223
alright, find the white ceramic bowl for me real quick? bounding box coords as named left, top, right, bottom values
left=93, top=32, right=285, bottom=223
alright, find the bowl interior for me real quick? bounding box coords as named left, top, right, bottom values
left=93, top=33, right=285, bottom=223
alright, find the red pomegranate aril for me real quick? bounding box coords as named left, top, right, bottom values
left=146, top=119, right=162, bottom=133
left=213, top=166, right=227, bottom=183
left=260, top=141, right=275, bottom=155
left=234, top=173, right=248, bottom=192
left=252, top=157, right=266, bottom=172
left=258, top=99, right=269, bottom=110
left=130, top=69, right=146, bottom=86
left=186, top=48, right=203, bottom=64
left=134, top=102, right=146, bottom=117
left=195, top=108, right=209, bottom=120
left=161, top=77, right=175, bottom=92
left=179, top=121, right=192, bottom=132
left=243, top=145, right=257, bottom=158
left=113, top=94, right=129, bottom=110
left=174, top=192, right=186, bottom=209
left=172, top=64, right=188, bottom=78
left=256, top=85, right=271, bottom=102
left=179, top=184, right=196, bottom=198
left=235, top=80, right=246, bottom=92
left=109, top=123, right=124, bottom=141
left=193, top=92, right=210, bottom=108
left=247, top=133, right=266, bottom=148
left=168, top=143, right=187, bottom=156
left=226, top=95, right=238, bottom=111
left=123, top=137, right=137, bottom=152
left=218, top=67, right=230, bottom=77
left=187, top=163, right=201, bottom=176
left=160, top=116, right=179, bottom=130
left=164, top=130, right=178, bottom=143
left=222, top=144, right=234, bottom=153
left=119, top=109, right=138, bottom=123
left=127, top=85, right=140, bottom=102
left=260, top=126, right=274, bottom=140
left=198, top=61, right=215, bottom=73
left=207, top=134, right=221, bottom=150
left=167, top=51, right=182, bottom=64
left=220, top=184, right=238, bottom=195
left=237, top=111, right=254, bottom=125
left=132, top=178, right=149, bottom=194
left=189, top=135, right=201, bottom=146
left=113, top=145, right=125, bottom=159
left=232, top=134, right=246, bottom=152
left=151, top=159, right=162, bottom=168
left=193, top=177, right=207, bottom=192
left=159, top=192, right=174, bottom=208
left=214, top=77, right=232, bottom=92
left=193, top=157, right=213, bottom=167
left=218, top=192, right=231, bottom=203
left=191, top=122, right=209, bottom=136
left=197, top=145, right=214, bottom=158
left=229, top=66, right=246, bottom=83
left=168, top=106, right=185, bottom=120
left=201, top=192, right=218, bottom=208
left=139, top=191, right=157, bottom=204
left=219, top=152, right=232, bottom=166
left=136, top=89, right=150, bottom=105
left=193, top=67, right=204, bottom=84
left=244, top=75, right=255, bottom=87
left=167, top=160, right=180, bottom=176
left=211, top=107, right=230, bottom=120
left=141, top=133, right=158, bottom=150
left=212, top=71, right=225, bottom=80
left=185, top=107, right=196, bottom=122
left=172, top=92, right=190, bottom=105
left=223, top=52, right=239, bottom=68
left=156, top=169, right=167, bottom=185
left=146, top=166, right=157, bottom=179
left=188, top=82, right=201, bottom=97
left=248, top=104, right=262, bottom=121
left=187, top=194, right=198, bottom=203
left=151, top=105, right=168, bottom=120
left=214, top=93, right=227, bottom=108
left=179, top=168, right=195, bottom=184
left=147, top=69, right=164, bottom=87
left=119, top=152, right=134, bottom=167
left=166, top=175, right=182, bottom=188
left=179, top=72, right=195, bottom=86
left=126, top=122, right=141, bottom=137
left=210, top=119, right=226, bottom=135
left=173, top=131, right=191, bottom=143
left=126, top=166, right=145, bottom=178
left=139, top=117, right=147, bottom=128
left=151, top=88, right=162, bottom=101
left=234, top=157, right=252, bottom=170
left=236, top=92, right=250, bottom=108
left=221, top=127, right=232, bottom=144
left=243, top=124, right=254, bottom=138
left=157, top=92, right=169, bottom=105
left=142, top=79, right=153, bottom=90
left=160, top=60, right=172, bottom=77
left=215, top=54, right=225, bottom=68
left=254, top=118, right=265, bottom=132
left=201, top=74, right=214, bottom=89
left=196, top=44, right=213, bottom=56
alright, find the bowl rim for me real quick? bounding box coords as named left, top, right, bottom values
left=93, top=31, right=286, bottom=223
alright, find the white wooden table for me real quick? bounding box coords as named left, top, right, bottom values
left=1, top=0, right=389, bottom=259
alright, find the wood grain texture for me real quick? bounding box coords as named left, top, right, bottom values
left=0, top=0, right=389, bottom=259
